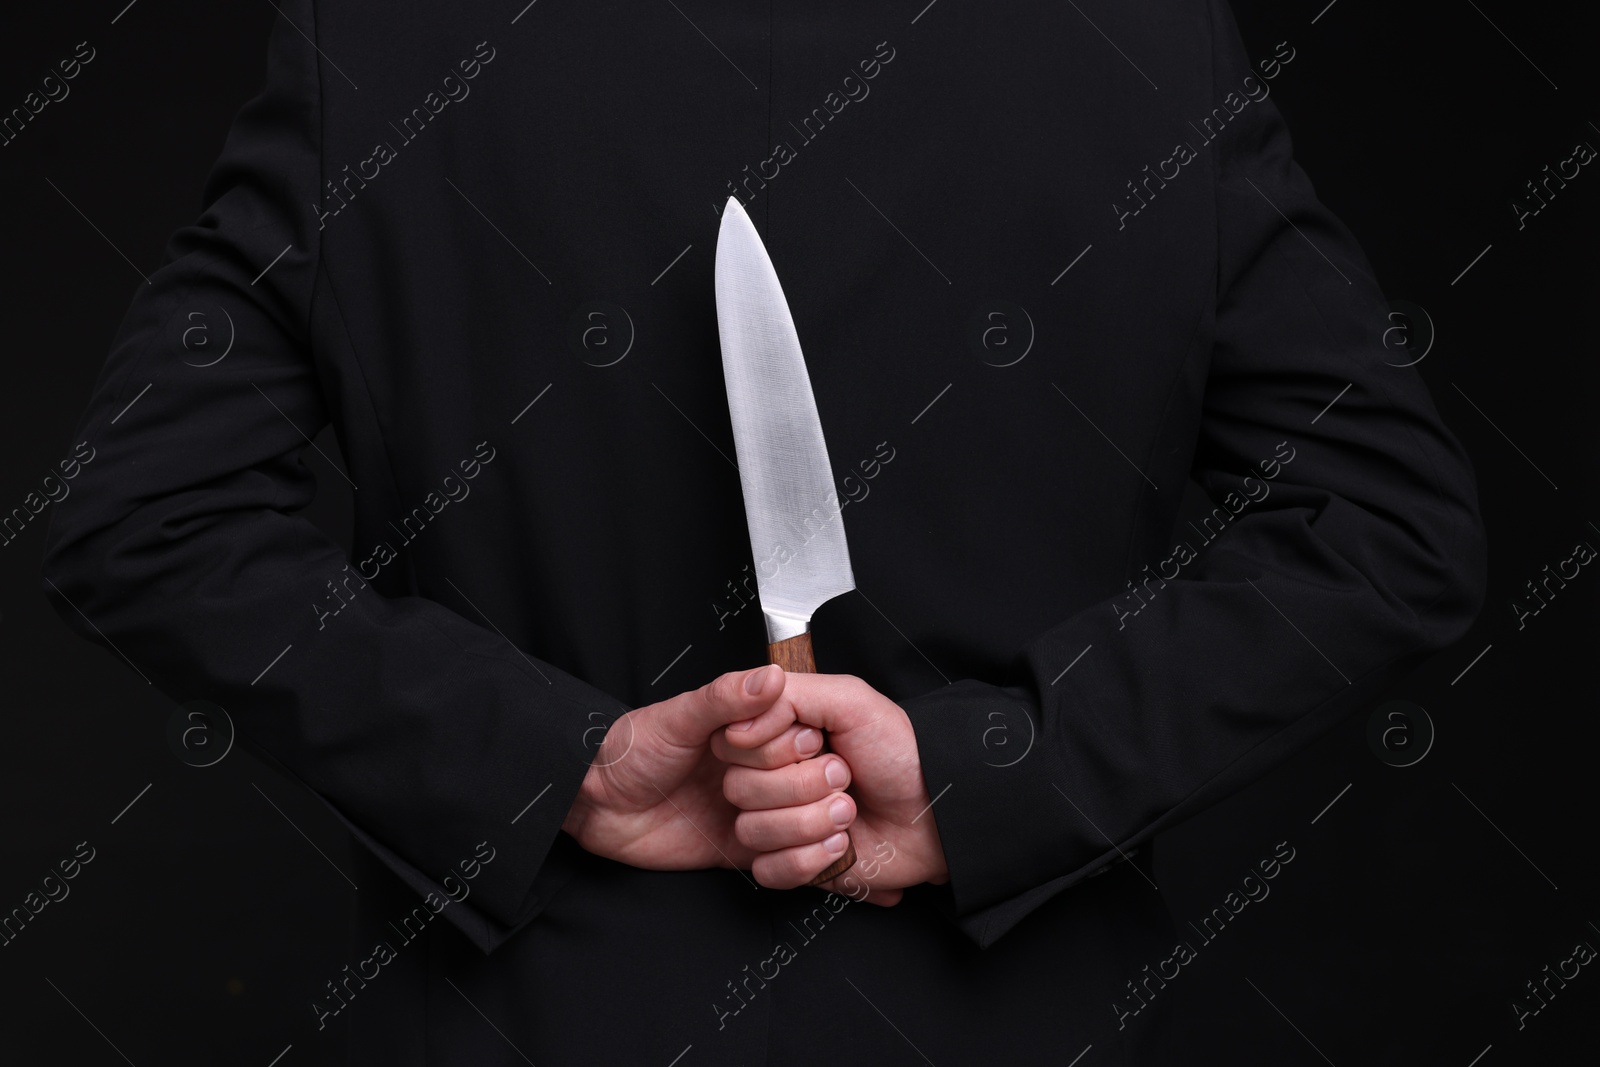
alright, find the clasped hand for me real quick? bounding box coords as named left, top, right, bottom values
left=561, top=664, right=948, bottom=906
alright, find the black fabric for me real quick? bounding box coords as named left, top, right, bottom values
left=39, top=1, right=1486, bottom=1062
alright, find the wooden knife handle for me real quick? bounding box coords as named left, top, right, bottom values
left=766, top=632, right=857, bottom=886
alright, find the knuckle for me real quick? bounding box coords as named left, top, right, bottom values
left=755, top=740, right=790, bottom=769
left=767, top=813, right=797, bottom=850
left=838, top=673, right=872, bottom=702
left=773, top=852, right=806, bottom=887
left=788, top=807, right=817, bottom=843
left=790, top=767, right=816, bottom=806
left=733, top=812, right=763, bottom=850
left=754, top=854, right=797, bottom=889
left=708, top=671, right=740, bottom=707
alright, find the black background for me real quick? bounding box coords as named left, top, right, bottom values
left=1, top=2, right=1595, bottom=1063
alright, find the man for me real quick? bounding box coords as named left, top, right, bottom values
left=41, top=1, right=1486, bottom=1062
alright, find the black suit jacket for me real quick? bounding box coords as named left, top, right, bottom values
left=40, top=1, right=1487, bottom=1063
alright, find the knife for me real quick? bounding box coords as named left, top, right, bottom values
left=713, top=196, right=858, bottom=886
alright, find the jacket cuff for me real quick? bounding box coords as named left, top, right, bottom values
left=327, top=801, right=588, bottom=957
left=899, top=680, right=1126, bottom=947
left=284, top=660, right=607, bottom=957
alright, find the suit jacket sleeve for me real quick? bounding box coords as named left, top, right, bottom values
left=899, top=0, right=1489, bottom=949
left=36, top=0, right=611, bottom=956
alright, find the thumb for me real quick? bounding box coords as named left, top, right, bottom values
left=769, top=672, right=879, bottom=738
left=649, top=664, right=786, bottom=748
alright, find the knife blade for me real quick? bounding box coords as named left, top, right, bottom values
left=713, top=196, right=857, bottom=886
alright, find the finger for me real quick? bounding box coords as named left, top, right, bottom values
left=711, top=722, right=824, bottom=769
left=723, top=755, right=851, bottom=811
left=722, top=694, right=796, bottom=747
left=750, top=829, right=857, bottom=890
left=734, top=792, right=855, bottom=853
left=651, top=665, right=785, bottom=747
